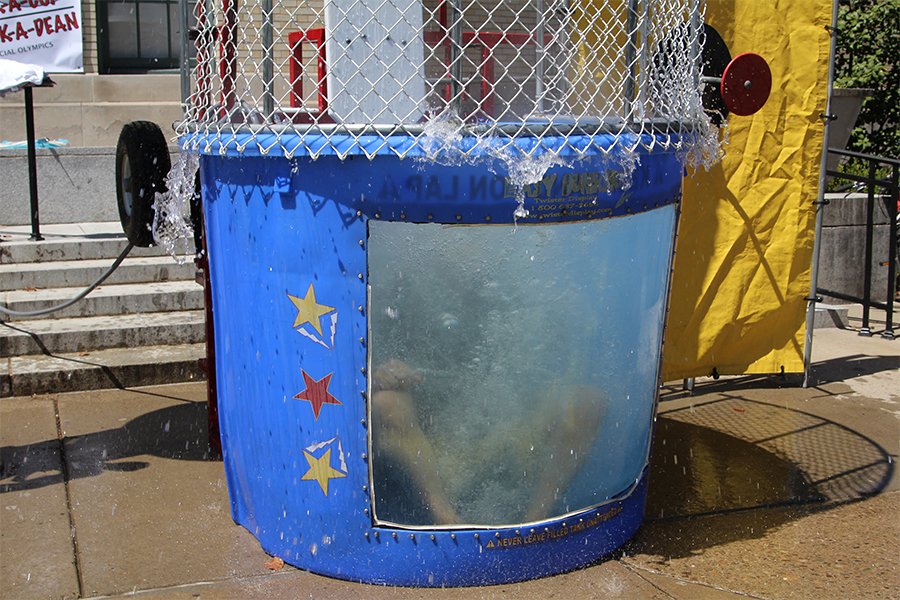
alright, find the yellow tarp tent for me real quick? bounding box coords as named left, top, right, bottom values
left=662, top=0, right=833, bottom=381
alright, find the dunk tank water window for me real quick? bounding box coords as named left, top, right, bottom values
left=161, top=0, right=770, bottom=587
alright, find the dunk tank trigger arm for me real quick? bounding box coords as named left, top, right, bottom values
left=700, top=24, right=772, bottom=121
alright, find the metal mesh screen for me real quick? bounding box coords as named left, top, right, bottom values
left=178, top=0, right=717, bottom=161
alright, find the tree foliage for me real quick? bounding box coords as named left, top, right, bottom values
left=834, top=0, right=899, bottom=160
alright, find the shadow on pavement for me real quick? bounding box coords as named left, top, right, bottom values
left=621, top=389, right=894, bottom=561
left=1, top=399, right=213, bottom=493
left=667, top=354, right=899, bottom=394
left=809, top=353, right=900, bottom=385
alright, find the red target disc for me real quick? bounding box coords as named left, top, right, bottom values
left=721, top=53, right=772, bottom=116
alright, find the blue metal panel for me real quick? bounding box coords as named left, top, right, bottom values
left=195, top=134, right=679, bottom=586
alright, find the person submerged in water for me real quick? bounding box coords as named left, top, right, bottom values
left=370, top=359, right=609, bottom=526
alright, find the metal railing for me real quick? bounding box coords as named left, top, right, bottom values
left=820, top=148, right=899, bottom=339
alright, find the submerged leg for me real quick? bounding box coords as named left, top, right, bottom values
left=370, top=362, right=460, bottom=525
left=525, top=385, right=609, bottom=522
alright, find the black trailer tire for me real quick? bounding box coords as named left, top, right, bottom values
left=115, top=121, right=171, bottom=247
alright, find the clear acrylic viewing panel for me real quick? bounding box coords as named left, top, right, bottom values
left=368, top=207, right=676, bottom=528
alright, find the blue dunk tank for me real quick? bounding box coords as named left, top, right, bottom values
left=191, top=135, right=681, bottom=586
left=177, top=0, right=723, bottom=587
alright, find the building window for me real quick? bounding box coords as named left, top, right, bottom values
left=97, top=0, right=195, bottom=73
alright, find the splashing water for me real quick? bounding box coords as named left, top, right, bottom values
left=419, top=110, right=465, bottom=158
left=502, top=151, right=568, bottom=223
left=153, top=151, right=200, bottom=263
left=418, top=111, right=579, bottom=223
left=679, top=109, right=729, bottom=172
left=414, top=107, right=683, bottom=224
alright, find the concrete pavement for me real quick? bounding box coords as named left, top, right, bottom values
left=1, top=312, right=898, bottom=600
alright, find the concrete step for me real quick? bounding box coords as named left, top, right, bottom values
left=1, top=280, right=204, bottom=321
left=0, top=255, right=196, bottom=292
left=0, top=222, right=208, bottom=394
left=814, top=303, right=851, bottom=329
left=0, top=236, right=189, bottom=264
left=0, top=223, right=194, bottom=263
left=0, top=310, right=205, bottom=358
left=1, top=343, right=206, bottom=398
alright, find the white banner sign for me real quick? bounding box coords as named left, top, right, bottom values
left=0, top=0, right=84, bottom=73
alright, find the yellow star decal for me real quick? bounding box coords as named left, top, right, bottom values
left=300, top=448, right=346, bottom=496
left=287, top=284, right=335, bottom=337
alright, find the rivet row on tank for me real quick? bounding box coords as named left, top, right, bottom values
left=358, top=273, right=364, bottom=280
left=358, top=306, right=364, bottom=314
left=409, top=534, right=415, bottom=540
left=450, top=533, right=456, bottom=540
left=358, top=240, right=364, bottom=247
left=360, top=418, right=367, bottom=427
left=495, top=532, right=500, bottom=538
left=364, top=508, right=369, bottom=516
left=359, top=337, right=365, bottom=344
left=364, top=532, right=369, bottom=538
left=430, top=534, right=436, bottom=541
left=361, top=367, right=366, bottom=374
left=362, top=485, right=368, bottom=493
left=392, top=532, right=398, bottom=539
left=473, top=533, right=479, bottom=540
left=360, top=391, right=367, bottom=399
left=361, top=453, right=367, bottom=461
left=373, top=531, right=379, bottom=539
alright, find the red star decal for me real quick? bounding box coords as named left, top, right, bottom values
left=293, top=370, right=342, bottom=420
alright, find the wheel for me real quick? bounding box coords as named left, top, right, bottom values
left=115, top=121, right=171, bottom=247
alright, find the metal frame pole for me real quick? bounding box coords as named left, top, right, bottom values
left=262, top=0, right=275, bottom=120
left=449, top=0, right=464, bottom=115
left=624, top=0, right=638, bottom=122
left=803, top=0, right=840, bottom=387
left=25, top=87, right=43, bottom=242
left=860, top=160, right=877, bottom=336
left=637, top=0, right=650, bottom=120
left=180, top=0, right=191, bottom=105
left=535, top=0, right=545, bottom=113
left=885, top=164, right=898, bottom=339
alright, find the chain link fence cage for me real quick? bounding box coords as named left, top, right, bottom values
left=163, top=0, right=726, bottom=585
left=177, top=0, right=720, bottom=165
